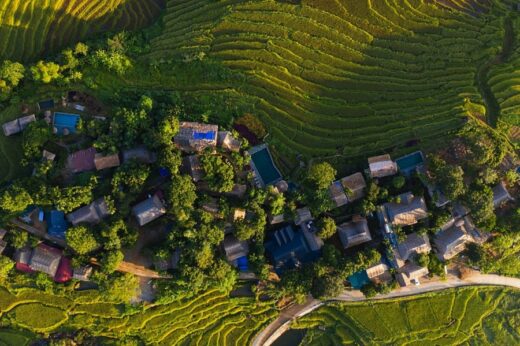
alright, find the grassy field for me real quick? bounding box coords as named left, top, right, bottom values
left=0, top=285, right=277, bottom=345
left=0, top=0, right=164, bottom=62
left=141, top=0, right=520, bottom=159
left=291, top=287, right=520, bottom=345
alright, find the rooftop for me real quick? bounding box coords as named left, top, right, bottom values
left=94, top=153, right=120, bottom=170
left=67, top=147, right=97, bottom=173
left=384, top=192, right=428, bottom=226
left=368, top=154, right=398, bottom=178
left=222, top=235, right=249, bottom=263
left=67, top=197, right=111, bottom=226
left=337, top=217, right=372, bottom=249
left=132, top=194, right=166, bottom=226
left=217, top=131, right=241, bottom=152
left=2, top=114, right=36, bottom=136
left=174, top=122, right=219, bottom=152
left=492, top=181, right=513, bottom=208
left=397, top=232, right=431, bottom=261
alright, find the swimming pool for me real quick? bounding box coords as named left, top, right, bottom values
left=249, top=145, right=282, bottom=187
left=396, top=151, right=424, bottom=175
left=348, top=270, right=370, bottom=289
left=53, top=112, right=80, bottom=135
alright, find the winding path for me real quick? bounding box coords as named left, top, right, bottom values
left=252, top=273, right=520, bottom=346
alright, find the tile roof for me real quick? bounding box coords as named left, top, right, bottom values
left=66, top=197, right=111, bottom=226
left=94, top=153, right=120, bottom=170
left=67, top=147, right=96, bottom=173
left=384, top=192, right=428, bottom=226
left=337, top=217, right=372, bottom=248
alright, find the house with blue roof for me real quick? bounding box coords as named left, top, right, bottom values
left=264, top=223, right=323, bottom=273
left=47, top=211, right=68, bottom=240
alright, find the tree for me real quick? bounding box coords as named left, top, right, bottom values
left=109, top=108, right=151, bottom=148
left=280, top=268, right=313, bottom=304
left=0, top=255, right=14, bottom=281
left=158, top=146, right=182, bottom=175
left=428, top=155, right=465, bottom=201
left=311, top=273, right=344, bottom=298
left=195, top=242, right=214, bottom=269
left=360, top=282, right=378, bottom=298
left=210, top=259, right=238, bottom=292
left=66, top=226, right=99, bottom=255
left=22, top=121, right=52, bottom=160
left=0, top=60, right=24, bottom=100
left=392, top=176, right=406, bottom=190
left=139, top=95, right=153, bottom=113
left=0, top=184, right=33, bottom=216
left=166, top=174, right=197, bottom=223
left=91, top=49, right=132, bottom=75
left=201, top=152, right=235, bottom=193
left=505, top=169, right=519, bottom=186
left=316, top=217, right=336, bottom=240
left=100, top=273, right=140, bottom=303
left=307, top=162, right=336, bottom=190
left=74, top=42, right=89, bottom=56
left=415, top=252, right=430, bottom=268
left=465, top=185, right=496, bottom=231
left=267, top=187, right=285, bottom=216
left=30, top=60, right=61, bottom=83
left=8, top=231, right=28, bottom=249
left=155, top=113, right=179, bottom=147
left=100, top=249, right=124, bottom=274
left=111, top=163, right=150, bottom=196
left=50, top=185, right=93, bottom=213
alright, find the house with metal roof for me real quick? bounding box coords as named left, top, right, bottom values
left=368, top=154, right=398, bottom=178
left=397, top=233, right=431, bottom=261
left=396, top=263, right=429, bottom=286
left=122, top=146, right=157, bottom=164
left=384, top=192, right=428, bottom=226
left=434, top=217, right=473, bottom=261
left=366, top=262, right=392, bottom=284
left=174, top=122, right=219, bottom=152
left=329, top=172, right=367, bottom=208
left=47, top=210, right=68, bottom=239
left=181, top=155, right=205, bottom=182
left=265, top=224, right=323, bottom=272
left=217, top=131, right=241, bottom=152
left=294, top=207, right=313, bottom=226
left=2, top=114, right=36, bottom=136
left=222, top=235, right=249, bottom=270
left=337, top=217, right=372, bottom=249
left=29, top=244, right=63, bottom=278
left=132, top=194, right=166, bottom=226
left=67, top=147, right=97, bottom=173
left=67, top=198, right=112, bottom=226
left=72, top=265, right=93, bottom=281
left=94, top=153, right=120, bottom=170
left=492, top=181, right=513, bottom=208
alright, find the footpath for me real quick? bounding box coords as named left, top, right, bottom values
left=252, top=273, right=520, bottom=346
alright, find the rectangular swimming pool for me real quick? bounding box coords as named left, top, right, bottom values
left=249, top=145, right=282, bottom=187
left=348, top=270, right=370, bottom=289
left=54, top=112, right=80, bottom=135
left=396, top=151, right=424, bottom=174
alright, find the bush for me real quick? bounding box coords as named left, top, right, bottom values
left=235, top=113, right=266, bottom=138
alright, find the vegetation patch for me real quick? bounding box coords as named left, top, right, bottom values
left=9, top=303, right=67, bottom=331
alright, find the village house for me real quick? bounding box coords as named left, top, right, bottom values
left=492, top=181, right=513, bottom=208
left=174, top=122, right=219, bottom=152
left=67, top=147, right=97, bottom=174
left=396, top=263, right=429, bottom=287
left=222, top=235, right=249, bottom=271
left=122, top=146, right=157, bottom=164
left=434, top=217, right=474, bottom=261
left=94, top=153, right=120, bottom=171
left=232, top=208, right=246, bottom=222
left=294, top=207, right=313, bottom=226
left=368, top=154, right=398, bottom=178
left=397, top=233, right=431, bottom=261
left=2, top=114, right=36, bottom=136
left=132, top=194, right=166, bottom=226
left=182, top=155, right=204, bottom=182
left=329, top=172, right=367, bottom=208
left=217, top=131, right=241, bottom=152
left=47, top=210, right=68, bottom=239
left=366, top=262, right=392, bottom=284
left=224, top=184, right=248, bottom=199
left=15, top=244, right=72, bottom=283
left=67, top=197, right=112, bottom=226
left=72, top=265, right=93, bottom=281
left=265, top=224, right=323, bottom=272
left=383, top=192, right=428, bottom=226
left=337, top=216, right=372, bottom=249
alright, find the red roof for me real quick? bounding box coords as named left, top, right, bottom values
left=54, top=257, right=72, bottom=283
left=16, top=262, right=33, bottom=273
left=67, top=147, right=97, bottom=173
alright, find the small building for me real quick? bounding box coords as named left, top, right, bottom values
left=368, top=154, right=398, bottom=178
left=182, top=155, right=204, bottom=182
left=222, top=235, right=249, bottom=268
left=264, top=225, right=323, bottom=272
left=492, top=181, right=513, bottom=208
left=94, top=153, right=120, bottom=171
left=122, top=146, right=157, bottom=164
left=201, top=197, right=220, bottom=215
left=434, top=217, right=473, bottom=261
left=66, top=198, right=112, bottom=226
left=73, top=265, right=93, bottom=281
left=132, top=194, right=166, bottom=226
left=384, top=192, right=428, bottom=226
left=224, top=184, right=248, bottom=199
left=396, top=263, right=429, bottom=287
left=268, top=213, right=286, bottom=225
left=337, top=217, right=372, bottom=249
left=37, top=99, right=55, bottom=110
left=274, top=180, right=289, bottom=194
left=14, top=247, right=33, bottom=273
left=67, top=147, right=97, bottom=173
left=232, top=208, right=246, bottom=222
left=217, top=131, right=241, bottom=152
left=366, top=262, right=392, bottom=284
left=330, top=172, right=367, bottom=208
left=42, top=150, right=56, bottom=162
left=47, top=210, right=68, bottom=240
left=397, top=233, right=431, bottom=261
left=329, top=181, right=349, bottom=207
left=29, top=244, right=62, bottom=278
left=174, top=122, right=219, bottom=152
left=2, top=114, right=36, bottom=136
left=294, top=207, right=313, bottom=226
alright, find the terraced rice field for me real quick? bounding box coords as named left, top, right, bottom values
left=147, top=0, right=518, bottom=158
left=0, top=286, right=277, bottom=345
left=290, top=287, right=520, bottom=345
left=0, top=0, right=164, bottom=62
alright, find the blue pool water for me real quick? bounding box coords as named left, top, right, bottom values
left=251, top=147, right=282, bottom=186
left=396, top=151, right=424, bottom=174
left=54, top=112, right=80, bottom=135
left=193, top=131, right=215, bottom=140
left=348, top=270, right=370, bottom=289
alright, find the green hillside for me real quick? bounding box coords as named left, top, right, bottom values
left=0, top=286, right=277, bottom=345
left=291, top=287, right=520, bottom=345
left=145, top=0, right=517, bottom=159
left=0, top=0, right=164, bottom=62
